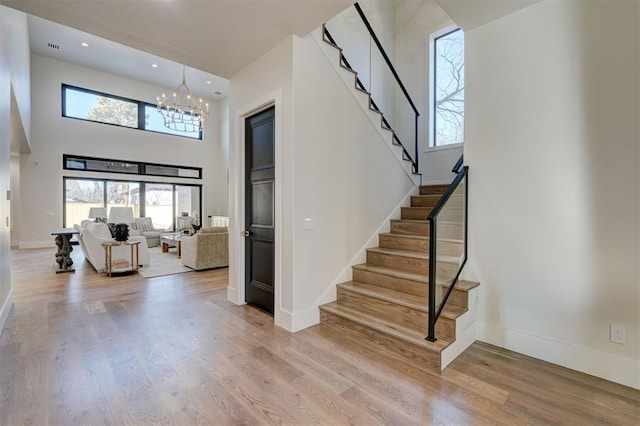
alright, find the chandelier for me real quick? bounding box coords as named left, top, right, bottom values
left=157, top=66, right=209, bottom=133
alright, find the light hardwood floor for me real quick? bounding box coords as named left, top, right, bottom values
left=1, top=247, right=639, bottom=425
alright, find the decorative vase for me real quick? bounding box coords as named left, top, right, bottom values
left=114, top=223, right=130, bottom=242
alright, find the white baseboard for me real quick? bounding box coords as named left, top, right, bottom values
left=478, top=323, right=640, bottom=390
left=226, top=286, right=244, bottom=306
left=275, top=304, right=321, bottom=333
left=0, top=289, right=13, bottom=337
left=19, top=240, right=54, bottom=249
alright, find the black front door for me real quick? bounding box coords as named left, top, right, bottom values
left=244, top=107, right=275, bottom=315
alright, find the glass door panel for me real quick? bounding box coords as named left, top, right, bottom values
left=64, top=179, right=105, bottom=227
left=106, top=181, right=140, bottom=219
left=175, top=185, right=201, bottom=230
left=145, top=183, right=174, bottom=231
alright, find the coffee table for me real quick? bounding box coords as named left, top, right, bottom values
left=161, top=234, right=182, bottom=258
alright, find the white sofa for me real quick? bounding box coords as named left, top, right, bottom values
left=74, top=221, right=150, bottom=273
left=130, top=217, right=165, bottom=248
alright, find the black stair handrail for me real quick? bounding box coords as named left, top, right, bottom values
left=426, top=155, right=468, bottom=342
left=452, top=154, right=464, bottom=173
left=323, top=4, right=421, bottom=175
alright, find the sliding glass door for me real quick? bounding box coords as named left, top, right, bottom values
left=64, top=177, right=201, bottom=230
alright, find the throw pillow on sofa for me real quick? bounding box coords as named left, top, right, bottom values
left=133, top=217, right=155, bottom=232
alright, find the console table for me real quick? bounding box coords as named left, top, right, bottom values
left=51, top=227, right=79, bottom=273
left=102, top=241, right=140, bottom=276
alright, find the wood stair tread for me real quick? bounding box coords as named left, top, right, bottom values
left=338, top=281, right=467, bottom=320
left=390, top=218, right=461, bottom=224
left=404, top=206, right=462, bottom=211
left=352, top=263, right=478, bottom=292
left=354, top=263, right=427, bottom=283
left=420, top=184, right=450, bottom=189
left=441, top=279, right=481, bottom=292
left=320, top=302, right=451, bottom=352
left=379, top=233, right=463, bottom=244
left=367, top=247, right=460, bottom=264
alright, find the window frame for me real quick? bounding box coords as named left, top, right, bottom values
left=428, top=25, right=465, bottom=150
left=61, top=84, right=204, bottom=140
left=63, top=154, right=202, bottom=180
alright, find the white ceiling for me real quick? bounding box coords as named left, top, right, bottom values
left=436, top=0, right=541, bottom=31
left=27, top=14, right=230, bottom=102
left=1, top=0, right=353, bottom=89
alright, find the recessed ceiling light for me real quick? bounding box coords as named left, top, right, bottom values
left=206, top=81, right=211, bottom=84
left=152, top=64, right=158, bottom=68
left=81, top=42, right=88, bottom=47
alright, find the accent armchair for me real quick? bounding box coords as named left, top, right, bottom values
left=181, top=227, right=228, bottom=270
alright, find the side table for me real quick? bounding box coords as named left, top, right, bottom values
left=102, top=241, right=141, bottom=277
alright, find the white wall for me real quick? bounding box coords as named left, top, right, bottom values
left=227, top=36, right=295, bottom=328
left=1, top=5, right=30, bottom=146
left=465, top=0, right=640, bottom=389
left=291, top=34, right=415, bottom=328
left=227, top=33, right=414, bottom=332
left=0, top=5, right=30, bottom=335
left=20, top=54, right=227, bottom=248
left=393, top=0, right=463, bottom=181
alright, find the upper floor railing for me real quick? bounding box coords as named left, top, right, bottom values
left=324, top=2, right=420, bottom=174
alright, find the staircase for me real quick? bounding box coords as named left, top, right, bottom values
left=319, top=184, right=480, bottom=372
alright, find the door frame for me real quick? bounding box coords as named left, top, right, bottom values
left=228, top=90, right=283, bottom=326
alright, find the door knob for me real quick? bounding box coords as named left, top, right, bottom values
left=241, top=230, right=251, bottom=237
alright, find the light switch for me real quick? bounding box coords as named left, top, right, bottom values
left=303, top=218, right=316, bottom=230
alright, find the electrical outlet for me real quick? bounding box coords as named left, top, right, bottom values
left=610, top=324, right=626, bottom=344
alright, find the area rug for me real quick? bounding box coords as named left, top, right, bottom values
left=138, top=247, right=193, bottom=278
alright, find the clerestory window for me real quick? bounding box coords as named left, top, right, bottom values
left=62, top=84, right=203, bottom=140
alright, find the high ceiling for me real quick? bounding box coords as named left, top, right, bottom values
left=26, top=14, right=230, bottom=101
left=1, top=0, right=353, bottom=81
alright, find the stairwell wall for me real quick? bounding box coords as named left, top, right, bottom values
left=464, top=0, right=640, bottom=388
left=227, top=33, right=415, bottom=332
left=290, top=34, right=415, bottom=330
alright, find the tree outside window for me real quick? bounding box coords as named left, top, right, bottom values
left=433, top=28, right=464, bottom=146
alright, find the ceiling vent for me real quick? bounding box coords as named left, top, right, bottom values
left=47, top=42, right=60, bottom=50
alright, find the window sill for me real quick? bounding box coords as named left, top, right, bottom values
left=426, top=142, right=463, bottom=153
